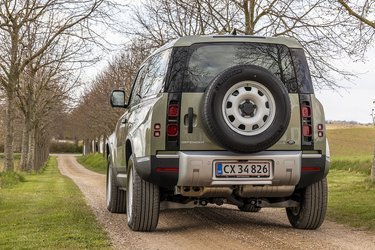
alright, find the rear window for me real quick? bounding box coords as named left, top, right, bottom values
left=166, top=43, right=314, bottom=94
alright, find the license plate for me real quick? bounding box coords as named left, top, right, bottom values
left=215, top=161, right=271, bottom=178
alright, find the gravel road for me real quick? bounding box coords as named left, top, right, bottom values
left=57, top=154, right=375, bottom=250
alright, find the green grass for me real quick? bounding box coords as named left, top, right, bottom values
left=77, top=153, right=107, bottom=174
left=0, top=157, right=110, bottom=249
left=326, top=127, right=375, bottom=231
left=0, top=171, right=25, bottom=188
left=328, top=170, right=375, bottom=231
left=330, top=159, right=372, bottom=175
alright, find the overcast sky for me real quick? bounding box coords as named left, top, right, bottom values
left=315, top=47, right=375, bottom=124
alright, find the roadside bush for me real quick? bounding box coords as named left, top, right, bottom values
left=49, top=142, right=83, bottom=153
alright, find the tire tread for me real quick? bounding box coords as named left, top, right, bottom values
left=106, top=157, right=126, bottom=213
left=286, top=178, right=327, bottom=230
left=127, top=156, right=160, bottom=232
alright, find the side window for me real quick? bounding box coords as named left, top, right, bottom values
left=128, top=66, right=146, bottom=106
left=139, top=49, right=171, bottom=98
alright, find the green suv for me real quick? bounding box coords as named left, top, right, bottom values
left=107, top=35, right=329, bottom=232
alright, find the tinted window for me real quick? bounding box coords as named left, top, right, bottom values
left=166, top=43, right=314, bottom=93
left=129, top=66, right=146, bottom=106
left=290, top=48, right=314, bottom=94
left=140, top=49, right=171, bottom=98
left=185, top=43, right=296, bottom=92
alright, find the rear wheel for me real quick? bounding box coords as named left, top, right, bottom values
left=126, top=155, right=160, bottom=232
left=106, top=156, right=126, bottom=213
left=286, top=178, right=328, bottom=229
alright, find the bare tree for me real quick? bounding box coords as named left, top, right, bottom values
left=0, top=0, right=116, bottom=171
left=63, top=38, right=151, bottom=153
left=129, top=0, right=375, bottom=89
left=338, top=0, right=375, bottom=28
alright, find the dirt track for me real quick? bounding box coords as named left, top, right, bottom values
left=57, top=154, right=375, bottom=250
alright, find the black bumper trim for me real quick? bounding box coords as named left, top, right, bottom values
left=297, top=154, right=327, bottom=189
left=135, top=155, right=179, bottom=188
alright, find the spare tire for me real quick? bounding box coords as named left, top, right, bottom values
left=201, top=65, right=291, bottom=153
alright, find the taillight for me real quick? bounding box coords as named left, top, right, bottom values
left=167, top=124, right=178, bottom=136
left=300, top=95, right=313, bottom=148
left=166, top=98, right=180, bottom=148
left=168, top=105, right=179, bottom=117
left=303, top=124, right=312, bottom=136
left=301, top=106, right=311, bottom=118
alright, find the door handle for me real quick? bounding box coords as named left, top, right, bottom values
left=188, top=107, right=193, bottom=133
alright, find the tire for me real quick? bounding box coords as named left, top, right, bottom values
left=238, top=204, right=262, bottom=212
left=201, top=65, right=291, bottom=153
left=286, top=178, right=328, bottom=230
left=126, top=155, right=160, bottom=232
left=106, top=156, right=126, bottom=213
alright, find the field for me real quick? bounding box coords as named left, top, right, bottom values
left=327, top=126, right=375, bottom=161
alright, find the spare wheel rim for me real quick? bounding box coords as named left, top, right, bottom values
left=221, top=80, right=276, bottom=136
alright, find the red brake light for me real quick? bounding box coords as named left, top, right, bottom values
left=303, top=125, right=312, bottom=136
left=168, top=105, right=179, bottom=117
left=301, top=106, right=311, bottom=118
left=167, top=124, right=178, bottom=136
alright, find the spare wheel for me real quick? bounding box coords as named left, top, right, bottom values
left=201, top=65, right=291, bottom=153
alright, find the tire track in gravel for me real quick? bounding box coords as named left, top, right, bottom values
left=56, top=154, right=375, bottom=250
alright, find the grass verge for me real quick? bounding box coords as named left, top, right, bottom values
left=0, top=157, right=110, bottom=249
left=77, top=153, right=107, bottom=174
left=330, top=159, right=372, bottom=175
left=0, top=171, right=25, bottom=188
left=328, top=169, right=375, bottom=231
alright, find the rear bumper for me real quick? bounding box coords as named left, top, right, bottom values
left=135, top=151, right=328, bottom=189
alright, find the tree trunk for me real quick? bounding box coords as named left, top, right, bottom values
left=371, top=144, right=375, bottom=181
left=83, top=139, right=91, bottom=155
left=102, top=135, right=106, bottom=157
left=4, top=90, right=15, bottom=171
left=243, top=0, right=256, bottom=35
left=27, top=127, right=36, bottom=171
left=19, top=116, right=31, bottom=171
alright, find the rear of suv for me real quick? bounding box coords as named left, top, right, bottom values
left=107, top=35, right=329, bottom=232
